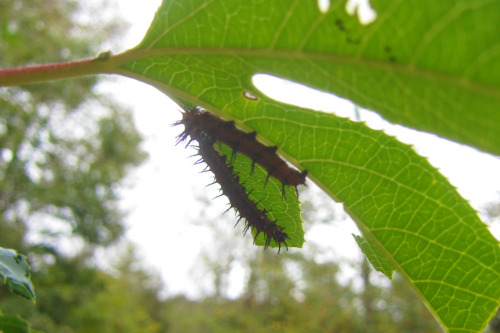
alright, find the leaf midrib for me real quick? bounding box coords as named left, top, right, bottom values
left=113, top=48, right=500, bottom=99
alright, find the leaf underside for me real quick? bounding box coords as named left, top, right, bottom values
left=110, top=0, right=500, bottom=331
left=0, top=247, right=36, bottom=303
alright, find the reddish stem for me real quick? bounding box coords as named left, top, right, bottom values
left=0, top=54, right=113, bottom=87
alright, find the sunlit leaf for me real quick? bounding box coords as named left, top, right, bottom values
left=113, top=0, right=500, bottom=155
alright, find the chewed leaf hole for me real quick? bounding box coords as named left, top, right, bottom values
left=317, top=0, right=330, bottom=13
left=251, top=74, right=355, bottom=117
left=345, top=0, right=377, bottom=25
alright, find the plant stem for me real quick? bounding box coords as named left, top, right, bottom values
left=0, top=53, right=114, bottom=87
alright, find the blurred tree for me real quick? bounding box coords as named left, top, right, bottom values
left=0, top=0, right=146, bottom=254
left=68, top=244, right=165, bottom=333
left=0, top=0, right=157, bottom=331
left=0, top=252, right=107, bottom=332
left=355, top=257, right=442, bottom=333
left=192, top=194, right=240, bottom=299
left=485, top=200, right=500, bottom=221
left=0, top=244, right=166, bottom=333
left=159, top=186, right=443, bottom=332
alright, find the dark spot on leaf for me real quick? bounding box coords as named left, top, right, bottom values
left=335, top=19, right=346, bottom=31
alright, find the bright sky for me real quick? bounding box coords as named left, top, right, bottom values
left=98, top=0, right=500, bottom=298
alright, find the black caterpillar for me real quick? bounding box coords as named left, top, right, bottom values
left=175, top=107, right=307, bottom=196
left=196, top=134, right=289, bottom=251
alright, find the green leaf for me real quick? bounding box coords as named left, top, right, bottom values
left=0, top=311, right=42, bottom=333
left=0, top=248, right=36, bottom=303
left=113, top=0, right=500, bottom=156
left=107, top=0, right=500, bottom=331
left=353, top=234, right=395, bottom=279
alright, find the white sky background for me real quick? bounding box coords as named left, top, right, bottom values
left=95, top=0, right=500, bottom=298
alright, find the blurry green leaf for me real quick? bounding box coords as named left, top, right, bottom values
left=0, top=248, right=36, bottom=303
left=353, top=234, right=395, bottom=279
left=0, top=311, right=42, bottom=333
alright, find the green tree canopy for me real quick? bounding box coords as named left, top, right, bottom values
left=1, top=1, right=156, bottom=331
left=0, top=0, right=146, bottom=250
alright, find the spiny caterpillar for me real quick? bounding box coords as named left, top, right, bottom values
left=175, top=107, right=307, bottom=196
left=174, top=107, right=292, bottom=251
left=196, top=134, right=289, bottom=252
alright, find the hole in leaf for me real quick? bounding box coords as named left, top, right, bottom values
left=345, top=0, right=377, bottom=25
left=317, top=0, right=330, bottom=13
left=252, top=74, right=355, bottom=117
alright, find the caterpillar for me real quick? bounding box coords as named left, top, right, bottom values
left=175, top=107, right=307, bottom=195
left=196, top=133, right=289, bottom=252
